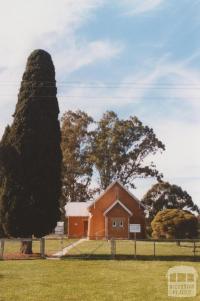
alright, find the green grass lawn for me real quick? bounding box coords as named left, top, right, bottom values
left=0, top=259, right=200, bottom=301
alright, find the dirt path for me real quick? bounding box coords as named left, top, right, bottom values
left=51, top=238, right=87, bottom=258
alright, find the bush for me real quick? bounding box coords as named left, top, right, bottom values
left=151, top=209, right=198, bottom=239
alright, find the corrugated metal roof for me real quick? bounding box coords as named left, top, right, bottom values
left=65, top=201, right=92, bottom=217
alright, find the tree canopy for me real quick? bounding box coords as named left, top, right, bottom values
left=61, top=110, right=94, bottom=203
left=61, top=110, right=165, bottom=202
left=151, top=209, right=198, bottom=239
left=0, top=49, right=62, bottom=243
left=91, top=111, right=165, bottom=190
left=142, top=181, right=199, bottom=221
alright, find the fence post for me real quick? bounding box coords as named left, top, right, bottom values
left=111, top=238, right=116, bottom=259
left=133, top=233, right=137, bottom=259
left=0, top=239, right=5, bottom=259
left=40, top=238, right=45, bottom=258
left=61, top=236, right=64, bottom=256
left=153, top=241, right=156, bottom=257
left=193, top=241, right=196, bottom=257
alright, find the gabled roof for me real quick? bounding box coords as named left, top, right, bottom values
left=88, top=180, right=145, bottom=209
left=65, top=201, right=92, bottom=217
left=103, top=199, right=133, bottom=216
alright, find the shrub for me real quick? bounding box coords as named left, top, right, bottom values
left=151, top=209, right=198, bottom=239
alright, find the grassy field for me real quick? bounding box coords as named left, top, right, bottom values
left=1, top=240, right=200, bottom=300
left=0, top=259, right=200, bottom=301
left=66, top=239, right=200, bottom=260
left=2, top=238, right=78, bottom=256
left=2, top=238, right=200, bottom=260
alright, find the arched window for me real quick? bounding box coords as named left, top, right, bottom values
left=112, top=218, right=124, bottom=228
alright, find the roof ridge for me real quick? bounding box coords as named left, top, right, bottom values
left=88, top=179, right=145, bottom=209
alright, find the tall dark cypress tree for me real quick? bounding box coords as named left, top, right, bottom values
left=0, top=50, right=62, bottom=253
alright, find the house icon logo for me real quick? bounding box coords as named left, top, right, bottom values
left=166, top=266, right=198, bottom=297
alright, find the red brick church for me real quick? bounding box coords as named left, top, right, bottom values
left=65, top=180, right=146, bottom=239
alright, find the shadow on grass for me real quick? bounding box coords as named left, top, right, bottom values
left=61, top=254, right=200, bottom=262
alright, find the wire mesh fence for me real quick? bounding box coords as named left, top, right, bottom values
left=65, top=239, right=112, bottom=259
left=62, top=239, right=200, bottom=260
left=0, top=238, right=42, bottom=260
left=114, top=240, right=200, bottom=260
left=41, top=236, right=79, bottom=257
left=0, top=237, right=79, bottom=260
left=0, top=237, right=200, bottom=260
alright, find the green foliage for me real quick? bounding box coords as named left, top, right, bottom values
left=142, top=181, right=199, bottom=221
left=61, top=110, right=94, bottom=203
left=60, top=110, right=165, bottom=203
left=151, top=209, right=198, bottom=239
left=0, top=49, right=62, bottom=238
left=91, top=111, right=165, bottom=190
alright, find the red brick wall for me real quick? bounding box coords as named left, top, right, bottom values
left=106, top=203, right=130, bottom=239
left=88, top=182, right=146, bottom=239
left=67, top=216, right=88, bottom=238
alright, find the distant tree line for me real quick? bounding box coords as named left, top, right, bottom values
left=142, top=181, right=199, bottom=222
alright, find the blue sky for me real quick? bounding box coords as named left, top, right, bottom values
left=0, top=0, right=199, bottom=204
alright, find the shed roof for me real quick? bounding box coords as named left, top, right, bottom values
left=65, top=201, right=92, bottom=217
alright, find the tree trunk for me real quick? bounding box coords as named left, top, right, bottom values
left=20, top=240, right=33, bottom=254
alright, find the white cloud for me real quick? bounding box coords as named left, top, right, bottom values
left=132, top=119, right=200, bottom=206
left=122, top=56, right=200, bottom=113
left=152, top=120, right=200, bottom=178
left=57, top=58, right=165, bottom=117
left=166, top=66, right=200, bottom=111
left=56, top=40, right=123, bottom=74
left=0, top=0, right=123, bottom=135
left=134, top=176, right=200, bottom=207
left=128, top=58, right=200, bottom=204
left=127, top=57, right=200, bottom=205
left=58, top=54, right=200, bottom=123
left=0, top=0, right=104, bottom=65
left=120, top=0, right=165, bottom=15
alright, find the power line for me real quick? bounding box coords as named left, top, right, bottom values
left=0, top=95, right=199, bottom=100
left=2, top=86, right=200, bottom=90
left=0, top=81, right=199, bottom=87
left=0, top=86, right=199, bottom=89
